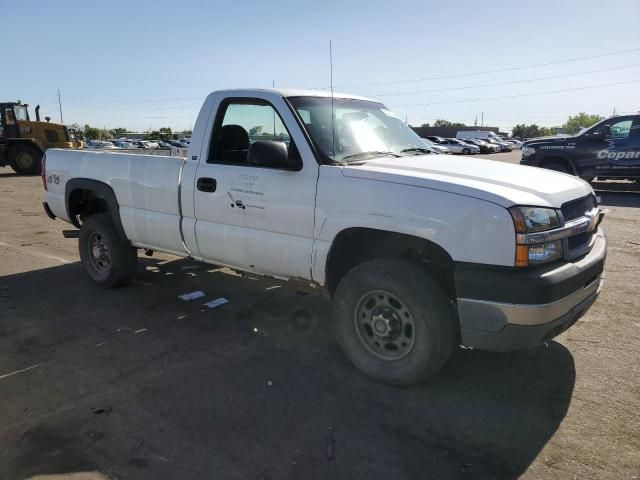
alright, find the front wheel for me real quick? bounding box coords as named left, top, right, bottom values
left=462, top=148, right=470, bottom=155
left=79, top=213, right=137, bottom=288
left=9, top=144, right=42, bottom=175
left=333, top=258, right=456, bottom=386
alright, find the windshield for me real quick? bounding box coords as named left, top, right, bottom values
left=13, top=105, right=28, bottom=122
left=288, top=96, right=428, bottom=162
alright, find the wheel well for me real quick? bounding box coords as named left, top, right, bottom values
left=67, top=188, right=109, bottom=228
left=541, top=156, right=576, bottom=174
left=325, top=228, right=455, bottom=298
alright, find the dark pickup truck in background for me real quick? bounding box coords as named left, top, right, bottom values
left=521, top=115, right=640, bottom=182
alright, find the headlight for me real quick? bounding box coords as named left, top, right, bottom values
left=509, top=206, right=562, bottom=266
left=514, top=206, right=560, bottom=232
left=522, top=145, right=536, bottom=156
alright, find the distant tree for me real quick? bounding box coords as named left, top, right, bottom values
left=159, top=127, right=173, bottom=138
left=562, top=113, right=603, bottom=135
left=83, top=124, right=101, bottom=140
left=146, top=127, right=173, bottom=140
left=68, top=123, right=82, bottom=139
left=249, top=126, right=263, bottom=137
left=512, top=123, right=539, bottom=138
left=419, top=123, right=430, bottom=128
left=110, top=127, right=128, bottom=138
left=511, top=123, right=557, bottom=139
left=433, top=119, right=466, bottom=127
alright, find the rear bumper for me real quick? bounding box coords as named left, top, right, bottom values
left=455, top=230, right=606, bottom=351
left=42, top=201, right=56, bottom=220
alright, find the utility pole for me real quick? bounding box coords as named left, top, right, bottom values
left=613, top=107, right=616, bottom=116
left=272, top=80, right=277, bottom=135
left=481, top=112, right=484, bottom=127
left=57, top=89, right=63, bottom=124
left=474, top=115, right=478, bottom=126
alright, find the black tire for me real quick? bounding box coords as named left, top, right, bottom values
left=542, top=160, right=570, bottom=174
left=333, top=258, right=456, bottom=386
left=462, top=148, right=470, bottom=155
left=79, top=213, right=137, bottom=288
left=9, top=144, right=42, bottom=175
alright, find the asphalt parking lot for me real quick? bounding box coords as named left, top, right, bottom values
left=1, top=155, right=639, bottom=480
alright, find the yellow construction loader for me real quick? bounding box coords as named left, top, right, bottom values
left=0, top=102, right=83, bottom=174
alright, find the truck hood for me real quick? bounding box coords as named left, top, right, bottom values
left=524, top=135, right=575, bottom=145
left=341, top=154, right=592, bottom=208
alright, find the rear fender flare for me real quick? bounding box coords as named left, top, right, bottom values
left=65, top=178, right=128, bottom=241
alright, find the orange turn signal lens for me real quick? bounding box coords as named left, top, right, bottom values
left=508, top=206, right=527, bottom=233
left=515, top=245, right=529, bottom=267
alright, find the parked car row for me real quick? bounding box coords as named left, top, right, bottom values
left=85, top=138, right=191, bottom=150
left=455, top=130, right=522, bottom=151
left=421, top=133, right=521, bottom=155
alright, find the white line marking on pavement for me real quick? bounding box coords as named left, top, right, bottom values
left=0, top=363, right=40, bottom=381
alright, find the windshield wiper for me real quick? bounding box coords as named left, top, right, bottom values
left=341, top=151, right=400, bottom=163
left=400, top=147, right=433, bottom=155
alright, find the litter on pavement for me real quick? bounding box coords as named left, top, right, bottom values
left=203, top=298, right=229, bottom=309
left=178, top=291, right=205, bottom=301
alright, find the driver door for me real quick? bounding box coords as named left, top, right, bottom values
left=586, top=117, right=640, bottom=177
left=193, top=96, right=319, bottom=280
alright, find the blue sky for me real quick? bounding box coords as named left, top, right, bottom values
left=2, top=0, right=639, bottom=132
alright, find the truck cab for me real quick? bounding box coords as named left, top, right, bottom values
left=521, top=115, right=640, bottom=181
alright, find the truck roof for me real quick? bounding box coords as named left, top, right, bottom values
left=211, top=88, right=377, bottom=103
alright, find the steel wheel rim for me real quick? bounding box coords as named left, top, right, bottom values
left=15, top=152, right=34, bottom=169
left=88, top=232, right=110, bottom=273
left=354, top=290, right=416, bottom=360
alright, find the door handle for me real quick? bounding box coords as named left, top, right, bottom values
left=197, top=177, right=217, bottom=192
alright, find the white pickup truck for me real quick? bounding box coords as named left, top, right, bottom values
left=42, top=89, right=607, bottom=385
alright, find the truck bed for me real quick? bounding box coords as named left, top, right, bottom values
left=44, top=149, right=188, bottom=256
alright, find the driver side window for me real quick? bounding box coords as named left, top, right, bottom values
left=208, top=98, right=300, bottom=169
left=608, top=119, right=632, bottom=139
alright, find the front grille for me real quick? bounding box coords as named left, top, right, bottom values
left=561, top=195, right=596, bottom=222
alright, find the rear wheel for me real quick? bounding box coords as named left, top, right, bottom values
left=333, top=258, right=456, bottom=386
left=9, top=144, right=42, bottom=175
left=79, top=213, right=137, bottom=288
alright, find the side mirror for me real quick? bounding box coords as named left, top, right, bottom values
left=248, top=140, right=300, bottom=170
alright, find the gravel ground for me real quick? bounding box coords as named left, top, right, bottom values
left=0, top=158, right=638, bottom=480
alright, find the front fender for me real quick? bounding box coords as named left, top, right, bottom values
left=312, top=177, right=515, bottom=285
